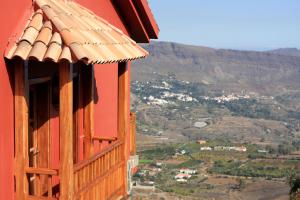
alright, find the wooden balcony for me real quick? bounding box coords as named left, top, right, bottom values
left=14, top=62, right=131, bottom=200
left=22, top=140, right=126, bottom=200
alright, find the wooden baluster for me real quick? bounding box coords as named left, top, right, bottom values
left=94, top=161, right=98, bottom=199
left=74, top=173, right=78, bottom=195
left=36, top=174, right=41, bottom=196
left=94, top=162, right=97, bottom=199
left=89, top=162, right=92, bottom=199
left=109, top=160, right=111, bottom=196
left=79, top=171, right=82, bottom=196
left=100, top=159, right=102, bottom=199
left=83, top=167, right=86, bottom=188
left=48, top=175, right=52, bottom=197
left=96, top=157, right=99, bottom=177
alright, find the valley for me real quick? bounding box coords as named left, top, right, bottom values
left=130, top=42, right=300, bottom=199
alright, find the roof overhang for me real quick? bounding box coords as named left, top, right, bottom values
left=112, top=0, right=159, bottom=43
left=131, top=0, right=159, bottom=39
left=5, top=0, right=148, bottom=64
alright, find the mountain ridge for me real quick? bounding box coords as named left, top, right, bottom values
left=133, top=41, right=300, bottom=95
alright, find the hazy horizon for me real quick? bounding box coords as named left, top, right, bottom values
left=149, top=40, right=300, bottom=52
left=148, top=0, right=300, bottom=51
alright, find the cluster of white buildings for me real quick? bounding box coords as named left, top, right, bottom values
left=174, top=168, right=197, bottom=183
left=144, top=91, right=199, bottom=105
left=151, top=81, right=171, bottom=90
left=145, top=96, right=169, bottom=105
left=139, top=79, right=199, bottom=105
left=161, top=91, right=198, bottom=102
left=200, top=146, right=247, bottom=152
left=202, top=94, right=250, bottom=103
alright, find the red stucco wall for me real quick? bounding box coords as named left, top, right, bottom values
left=78, top=0, right=132, bottom=157
left=75, top=0, right=130, bottom=35
left=1, top=0, right=136, bottom=198
left=93, top=64, right=118, bottom=151
left=77, top=0, right=131, bottom=155
left=0, top=1, right=32, bottom=199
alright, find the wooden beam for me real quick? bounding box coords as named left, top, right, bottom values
left=118, top=62, right=129, bottom=195
left=59, top=61, right=74, bottom=200
left=130, top=112, right=136, bottom=155
left=112, top=0, right=150, bottom=42
left=14, top=59, right=29, bottom=200
left=80, top=64, right=94, bottom=159
left=92, top=136, right=117, bottom=144
left=118, top=62, right=128, bottom=139
left=25, top=167, right=58, bottom=176
left=28, top=77, right=51, bottom=85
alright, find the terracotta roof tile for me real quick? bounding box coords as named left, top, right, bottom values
left=49, top=32, right=62, bottom=45
left=44, top=42, right=62, bottom=62
left=43, top=21, right=53, bottom=30
left=27, top=11, right=44, bottom=30
left=28, top=41, right=48, bottom=61
left=35, top=26, right=52, bottom=45
left=42, top=6, right=58, bottom=19
left=20, top=27, right=40, bottom=45
left=13, top=41, right=32, bottom=60
left=59, top=46, right=72, bottom=62
left=69, top=43, right=88, bottom=61
left=5, top=0, right=147, bottom=64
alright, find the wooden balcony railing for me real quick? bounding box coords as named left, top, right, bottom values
left=130, top=112, right=137, bottom=155
left=92, top=136, right=117, bottom=144
left=25, top=167, right=59, bottom=199
left=22, top=140, right=126, bottom=200
left=73, top=139, right=126, bottom=200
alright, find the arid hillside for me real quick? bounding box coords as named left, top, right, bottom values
left=132, top=42, right=300, bottom=96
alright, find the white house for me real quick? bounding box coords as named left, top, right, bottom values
left=200, top=147, right=212, bottom=151
left=176, top=178, right=188, bottom=183
left=175, top=173, right=192, bottom=179
left=179, top=168, right=197, bottom=175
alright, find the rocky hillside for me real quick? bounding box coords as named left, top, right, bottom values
left=268, top=48, right=300, bottom=57
left=132, top=42, right=300, bottom=95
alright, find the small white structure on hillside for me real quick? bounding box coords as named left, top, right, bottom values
left=258, top=149, right=268, bottom=153
left=214, top=146, right=247, bottom=152
left=200, top=147, right=212, bottom=151
left=179, top=168, right=197, bottom=175
left=156, top=162, right=162, bottom=167
left=175, top=173, right=191, bottom=179
left=197, top=140, right=207, bottom=144
left=234, top=146, right=247, bottom=152
left=180, top=150, right=186, bottom=155
left=176, top=178, right=187, bottom=183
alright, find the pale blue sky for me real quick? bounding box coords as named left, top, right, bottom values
left=148, top=0, right=300, bottom=51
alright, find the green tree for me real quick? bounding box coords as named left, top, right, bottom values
left=288, top=173, right=300, bottom=200
left=278, top=144, right=291, bottom=155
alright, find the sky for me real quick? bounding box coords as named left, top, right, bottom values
left=148, top=0, right=300, bottom=51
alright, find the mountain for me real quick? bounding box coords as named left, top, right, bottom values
left=268, top=48, right=300, bottom=57
left=132, top=42, right=300, bottom=95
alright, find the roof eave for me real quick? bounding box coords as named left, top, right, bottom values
left=131, top=0, right=159, bottom=39
left=112, top=0, right=151, bottom=43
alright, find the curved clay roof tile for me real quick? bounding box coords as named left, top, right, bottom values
left=5, top=0, right=148, bottom=64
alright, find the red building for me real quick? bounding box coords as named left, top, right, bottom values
left=0, top=0, right=159, bottom=199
